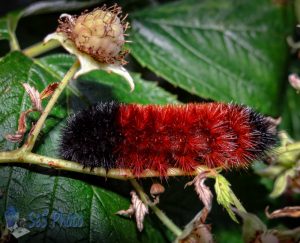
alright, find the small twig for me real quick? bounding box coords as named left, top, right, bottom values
left=0, top=150, right=207, bottom=179
left=129, top=179, right=183, bottom=237
left=23, top=39, right=61, bottom=58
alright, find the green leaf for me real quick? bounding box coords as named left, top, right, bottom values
left=130, top=0, right=294, bottom=115
left=269, top=168, right=296, bottom=198
left=214, top=174, right=245, bottom=223
left=81, top=71, right=179, bottom=104
left=39, top=53, right=179, bottom=104
left=0, top=51, right=66, bottom=151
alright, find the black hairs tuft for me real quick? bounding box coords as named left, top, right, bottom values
left=248, top=108, right=278, bottom=157
left=59, top=101, right=121, bottom=170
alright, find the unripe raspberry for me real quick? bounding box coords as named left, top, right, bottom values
left=57, top=4, right=129, bottom=64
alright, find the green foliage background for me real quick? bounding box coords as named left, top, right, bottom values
left=0, top=0, right=299, bottom=242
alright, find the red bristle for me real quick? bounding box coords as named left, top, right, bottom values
left=115, top=103, right=276, bottom=176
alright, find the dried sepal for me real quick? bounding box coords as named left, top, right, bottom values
left=6, top=83, right=42, bottom=142
left=6, top=82, right=58, bottom=143
left=116, top=191, right=148, bottom=231
left=265, top=206, right=300, bottom=219
left=40, top=82, right=59, bottom=99
left=23, top=83, right=42, bottom=112
left=116, top=205, right=134, bottom=217
left=185, top=172, right=213, bottom=210
left=5, top=109, right=33, bottom=143
left=5, top=133, right=24, bottom=143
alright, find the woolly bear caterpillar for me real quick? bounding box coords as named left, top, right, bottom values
left=59, top=102, right=277, bottom=176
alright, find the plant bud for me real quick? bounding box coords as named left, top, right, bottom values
left=57, top=4, right=129, bottom=64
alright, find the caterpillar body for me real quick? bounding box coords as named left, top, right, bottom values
left=59, top=102, right=277, bottom=176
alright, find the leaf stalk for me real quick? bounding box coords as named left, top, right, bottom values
left=23, top=39, right=61, bottom=58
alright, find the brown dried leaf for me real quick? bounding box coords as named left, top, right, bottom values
left=176, top=208, right=213, bottom=243
left=6, top=83, right=45, bottom=143
left=23, top=83, right=42, bottom=111
left=266, top=206, right=300, bottom=219
left=5, top=133, right=24, bottom=143
left=40, top=82, right=59, bottom=100
left=131, top=191, right=149, bottom=231
left=115, top=205, right=134, bottom=217
left=5, top=109, right=33, bottom=143
left=18, top=110, right=32, bottom=134
left=116, top=191, right=148, bottom=232
left=185, top=172, right=213, bottom=210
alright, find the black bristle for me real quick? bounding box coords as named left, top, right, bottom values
left=59, top=101, right=121, bottom=170
left=248, top=108, right=278, bottom=157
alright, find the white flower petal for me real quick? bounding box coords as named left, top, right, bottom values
left=44, top=32, right=134, bottom=91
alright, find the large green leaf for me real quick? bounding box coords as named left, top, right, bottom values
left=38, top=53, right=179, bottom=105
left=0, top=51, right=168, bottom=242
left=130, top=0, right=294, bottom=115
